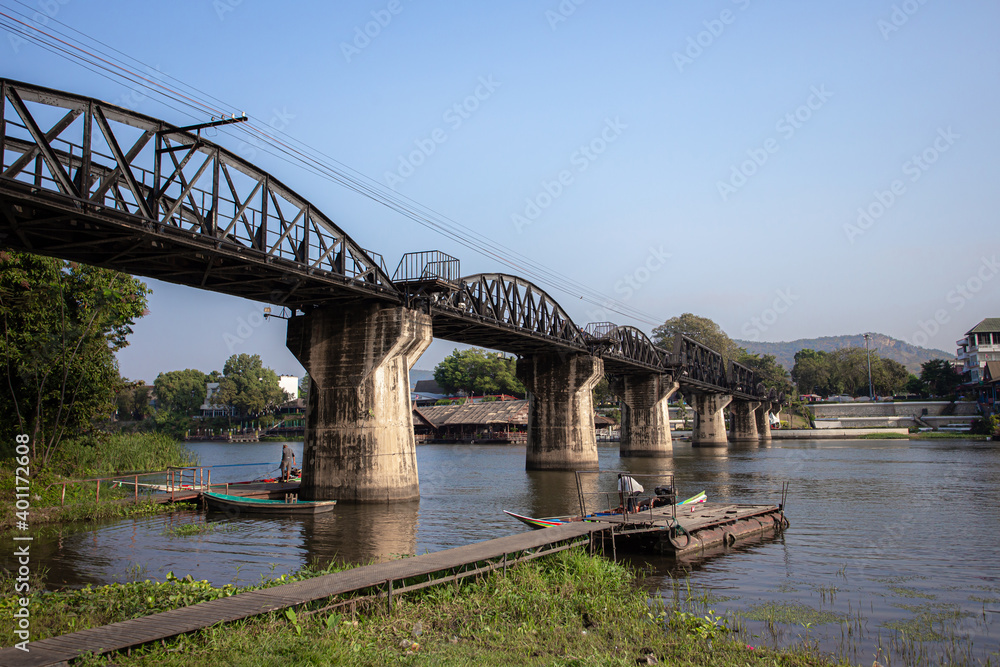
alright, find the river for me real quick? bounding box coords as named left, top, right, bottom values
left=25, top=438, right=1000, bottom=665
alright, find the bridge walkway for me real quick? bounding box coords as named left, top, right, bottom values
left=0, top=522, right=601, bottom=666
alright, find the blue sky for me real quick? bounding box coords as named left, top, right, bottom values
left=2, top=0, right=998, bottom=382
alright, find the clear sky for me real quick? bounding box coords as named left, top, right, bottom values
left=2, top=0, right=998, bottom=382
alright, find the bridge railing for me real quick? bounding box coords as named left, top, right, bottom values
left=393, top=250, right=460, bottom=284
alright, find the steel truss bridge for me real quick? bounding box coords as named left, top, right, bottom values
left=0, top=79, right=777, bottom=402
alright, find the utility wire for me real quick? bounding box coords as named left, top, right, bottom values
left=0, top=5, right=663, bottom=327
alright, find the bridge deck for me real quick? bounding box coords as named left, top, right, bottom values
left=0, top=523, right=600, bottom=666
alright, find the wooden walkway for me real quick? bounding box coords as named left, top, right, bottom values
left=0, top=523, right=601, bottom=666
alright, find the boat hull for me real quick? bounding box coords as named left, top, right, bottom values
left=202, top=491, right=336, bottom=516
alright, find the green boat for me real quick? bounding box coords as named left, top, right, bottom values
left=202, top=491, right=337, bottom=516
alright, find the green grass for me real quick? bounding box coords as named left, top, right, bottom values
left=858, top=432, right=909, bottom=439
left=909, top=432, right=989, bottom=440
left=0, top=432, right=196, bottom=530
left=163, top=521, right=238, bottom=537
left=2, top=550, right=855, bottom=667
left=740, top=601, right=844, bottom=626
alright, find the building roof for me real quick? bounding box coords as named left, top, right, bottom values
left=966, top=318, right=1000, bottom=335
left=414, top=400, right=613, bottom=428
left=415, top=400, right=529, bottom=427
left=413, top=379, right=447, bottom=395
left=984, top=361, right=1000, bottom=383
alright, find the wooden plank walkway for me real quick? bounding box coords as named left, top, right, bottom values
left=0, top=523, right=601, bottom=666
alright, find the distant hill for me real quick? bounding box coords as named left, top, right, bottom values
left=734, top=334, right=953, bottom=374
left=410, top=368, right=435, bottom=390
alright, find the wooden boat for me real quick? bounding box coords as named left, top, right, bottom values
left=201, top=491, right=336, bottom=516
left=504, top=491, right=708, bottom=529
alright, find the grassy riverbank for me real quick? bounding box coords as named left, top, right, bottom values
left=2, top=549, right=855, bottom=666
left=0, top=432, right=196, bottom=531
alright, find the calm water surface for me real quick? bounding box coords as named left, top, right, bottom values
left=22, top=438, right=1000, bottom=664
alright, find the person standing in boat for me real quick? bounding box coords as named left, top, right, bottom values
left=280, top=444, right=296, bottom=482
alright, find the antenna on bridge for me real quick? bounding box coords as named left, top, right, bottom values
left=160, top=113, right=249, bottom=136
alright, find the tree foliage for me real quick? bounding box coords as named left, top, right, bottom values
left=216, top=354, right=287, bottom=417
left=0, top=251, right=149, bottom=465
left=116, top=382, right=152, bottom=421
left=153, top=368, right=208, bottom=415
left=433, top=348, right=524, bottom=398
left=651, top=313, right=741, bottom=360
left=791, top=346, right=909, bottom=397
left=735, top=351, right=789, bottom=390
left=592, top=377, right=615, bottom=406
left=919, top=359, right=963, bottom=397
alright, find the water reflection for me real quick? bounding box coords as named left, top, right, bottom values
left=19, top=438, right=1000, bottom=665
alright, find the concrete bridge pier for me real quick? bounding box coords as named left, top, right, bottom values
left=729, top=400, right=760, bottom=442
left=617, top=374, right=679, bottom=457
left=517, top=353, right=603, bottom=470
left=755, top=403, right=773, bottom=443
left=691, top=393, right=732, bottom=447
left=286, top=303, right=432, bottom=502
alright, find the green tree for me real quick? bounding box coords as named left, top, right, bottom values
left=216, top=354, right=287, bottom=418
left=821, top=348, right=868, bottom=396
left=871, top=357, right=909, bottom=396
left=920, top=359, right=962, bottom=397
left=299, top=372, right=310, bottom=402
left=153, top=369, right=208, bottom=415
left=433, top=348, right=525, bottom=398
left=903, top=374, right=926, bottom=397
left=592, top=377, right=614, bottom=406
left=791, top=349, right=831, bottom=396
left=651, top=313, right=741, bottom=360
left=0, top=251, right=149, bottom=465
left=735, top=351, right=789, bottom=390
left=116, top=381, right=152, bottom=421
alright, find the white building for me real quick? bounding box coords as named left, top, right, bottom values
left=956, top=318, right=1000, bottom=382
left=200, top=382, right=235, bottom=418
left=279, top=375, right=299, bottom=400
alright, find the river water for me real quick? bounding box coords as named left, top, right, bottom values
left=24, top=438, right=1000, bottom=665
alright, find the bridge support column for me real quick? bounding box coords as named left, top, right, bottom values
left=517, top=353, right=602, bottom=470
left=756, top=403, right=772, bottom=443
left=618, top=375, right=679, bottom=457
left=286, top=303, right=432, bottom=502
left=729, top=400, right=760, bottom=442
left=691, top=393, right=732, bottom=447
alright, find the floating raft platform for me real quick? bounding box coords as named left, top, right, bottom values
left=591, top=502, right=787, bottom=556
